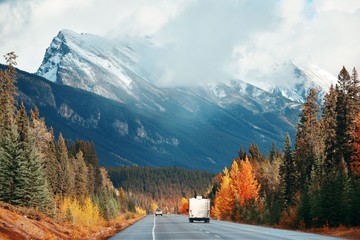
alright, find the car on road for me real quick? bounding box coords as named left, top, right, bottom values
left=155, top=208, right=163, bottom=216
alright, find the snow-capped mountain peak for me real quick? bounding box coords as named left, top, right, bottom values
left=264, top=61, right=337, bottom=103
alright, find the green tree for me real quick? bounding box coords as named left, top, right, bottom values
left=280, top=133, right=296, bottom=208
left=14, top=103, right=52, bottom=211
left=74, top=151, right=88, bottom=200
left=56, top=133, right=72, bottom=196
left=0, top=112, right=23, bottom=204
left=294, top=88, right=324, bottom=189
left=336, top=66, right=359, bottom=166
left=322, top=85, right=338, bottom=170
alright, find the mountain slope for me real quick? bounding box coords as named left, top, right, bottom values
left=263, top=61, right=337, bottom=103
left=32, top=30, right=310, bottom=171
left=5, top=64, right=299, bottom=172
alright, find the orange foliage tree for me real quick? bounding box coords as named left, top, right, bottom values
left=178, top=197, right=189, bottom=214
left=352, top=113, right=360, bottom=176
left=212, top=168, right=234, bottom=220
left=231, top=157, right=260, bottom=206
left=212, top=157, right=261, bottom=222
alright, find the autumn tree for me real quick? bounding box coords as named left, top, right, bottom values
left=212, top=168, right=234, bottom=220
left=74, top=151, right=89, bottom=200
left=178, top=197, right=189, bottom=214
left=56, top=133, right=73, bottom=197
left=232, top=158, right=260, bottom=222
left=352, top=113, right=360, bottom=175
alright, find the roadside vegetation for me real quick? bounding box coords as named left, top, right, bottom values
left=0, top=53, right=146, bottom=238
left=107, top=166, right=214, bottom=213
left=206, top=66, right=359, bottom=236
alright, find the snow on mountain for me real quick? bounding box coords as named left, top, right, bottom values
left=262, top=61, right=337, bottom=103
left=37, top=29, right=160, bottom=105
left=191, top=79, right=298, bottom=114
left=34, top=29, right=317, bottom=170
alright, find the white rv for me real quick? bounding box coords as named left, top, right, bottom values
left=188, top=196, right=210, bottom=223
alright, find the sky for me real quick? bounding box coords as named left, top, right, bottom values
left=0, top=0, right=359, bottom=87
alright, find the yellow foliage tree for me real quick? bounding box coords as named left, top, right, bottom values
left=59, top=197, right=103, bottom=226
left=231, top=157, right=260, bottom=206
left=212, top=168, right=234, bottom=220
left=151, top=202, right=159, bottom=214
left=135, top=206, right=147, bottom=215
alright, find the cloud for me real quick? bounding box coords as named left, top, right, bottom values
left=139, top=0, right=360, bottom=87
left=0, top=0, right=189, bottom=72
left=0, top=0, right=359, bottom=86
left=140, top=0, right=280, bottom=86
left=231, top=0, right=360, bottom=88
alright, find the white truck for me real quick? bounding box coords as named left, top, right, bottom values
left=188, top=196, right=210, bottom=223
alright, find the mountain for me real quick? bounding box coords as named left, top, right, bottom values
left=261, top=61, right=338, bottom=103
left=30, top=29, right=323, bottom=172
left=37, top=30, right=337, bottom=106
left=7, top=65, right=299, bottom=173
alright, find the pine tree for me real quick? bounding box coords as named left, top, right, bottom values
left=74, top=151, right=89, bottom=200
left=0, top=55, right=23, bottom=204
left=318, top=159, right=351, bottom=227
left=280, top=133, right=296, bottom=208
left=322, top=85, right=338, bottom=170
left=239, top=145, right=246, bottom=160
left=0, top=112, right=23, bottom=204
left=336, top=66, right=358, bottom=166
left=294, top=88, right=324, bottom=188
left=0, top=52, right=18, bottom=118
left=56, top=133, right=72, bottom=196
left=269, top=142, right=278, bottom=162
left=13, top=103, right=52, bottom=211
left=248, top=143, right=261, bottom=162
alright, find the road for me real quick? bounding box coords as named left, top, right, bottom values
left=108, top=214, right=344, bottom=240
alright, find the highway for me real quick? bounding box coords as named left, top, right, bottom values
left=108, top=214, right=344, bottom=240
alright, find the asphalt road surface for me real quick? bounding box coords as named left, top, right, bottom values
left=108, top=214, right=343, bottom=240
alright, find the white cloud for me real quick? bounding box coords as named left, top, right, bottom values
left=0, top=0, right=359, bottom=87
left=0, top=0, right=189, bottom=72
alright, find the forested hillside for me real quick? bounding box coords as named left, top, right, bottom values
left=107, top=166, right=214, bottom=213
left=0, top=52, right=144, bottom=238
left=209, top=66, right=360, bottom=229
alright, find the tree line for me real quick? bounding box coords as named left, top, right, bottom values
left=0, top=52, right=138, bottom=224
left=107, top=166, right=214, bottom=213
left=209, top=66, right=360, bottom=228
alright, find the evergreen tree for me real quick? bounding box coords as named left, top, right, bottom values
left=294, top=88, right=324, bottom=188
left=14, top=103, right=52, bottom=211
left=74, top=151, right=89, bottom=200
left=336, top=66, right=358, bottom=166
left=239, top=145, right=246, bottom=160
left=269, top=142, right=278, bottom=162
left=56, top=133, right=72, bottom=196
left=0, top=55, right=23, bottom=205
left=322, top=85, right=338, bottom=170
left=248, top=143, right=261, bottom=162
left=0, top=52, right=18, bottom=118
left=280, top=133, right=296, bottom=208
left=318, top=159, right=351, bottom=227
left=0, top=112, right=23, bottom=204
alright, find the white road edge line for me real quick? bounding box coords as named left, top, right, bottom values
left=152, top=216, right=156, bottom=240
